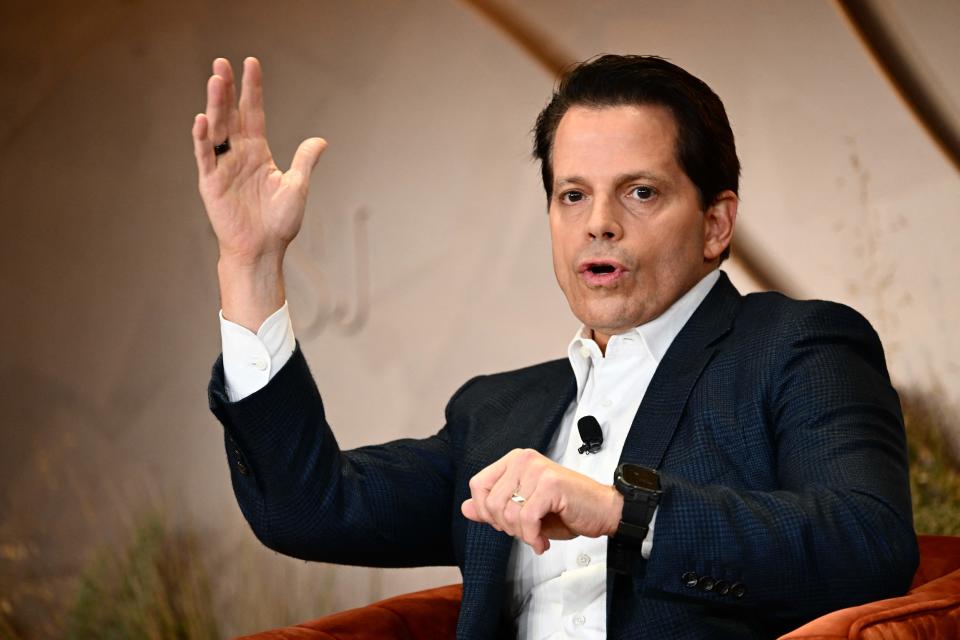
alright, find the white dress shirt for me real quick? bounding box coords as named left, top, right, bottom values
left=219, top=269, right=720, bottom=639
left=219, top=302, right=296, bottom=403
left=504, top=270, right=718, bottom=639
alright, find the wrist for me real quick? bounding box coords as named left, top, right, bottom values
left=217, top=253, right=287, bottom=332
left=217, top=245, right=285, bottom=270
left=606, top=485, right=625, bottom=537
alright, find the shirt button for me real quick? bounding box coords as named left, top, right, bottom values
left=576, top=552, right=591, bottom=567
left=601, top=398, right=613, bottom=407
left=579, top=346, right=591, bottom=358
left=251, top=357, right=268, bottom=371
left=573, top=614, right=586, bottom=626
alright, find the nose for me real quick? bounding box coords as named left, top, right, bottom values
left=586, top=194, right=623, bottom=241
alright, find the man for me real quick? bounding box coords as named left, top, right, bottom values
left=194, top=55, right=917, bottom=639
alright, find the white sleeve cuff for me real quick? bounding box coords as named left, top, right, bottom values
left=640, top=506, right=657, bottom=560
left=219, top=302, right=297, bottom=403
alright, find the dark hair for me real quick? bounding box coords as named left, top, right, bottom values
left=533, top=55, right=740, bottom=260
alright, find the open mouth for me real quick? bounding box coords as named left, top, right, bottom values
left=578, top=260, right=626, bottom=285
left=579, top=259, right=623, bottom=274
left=587, top=263, right=616, bottom=275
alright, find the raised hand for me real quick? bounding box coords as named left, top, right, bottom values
left=461, top=448, right=624, bottom=555
left=192, top=57, right=327, bottom=330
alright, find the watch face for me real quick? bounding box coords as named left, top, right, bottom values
left=622, top=464, right=659, bottom=491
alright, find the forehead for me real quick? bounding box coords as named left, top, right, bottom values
left=551, top=104, right=681, bottom=183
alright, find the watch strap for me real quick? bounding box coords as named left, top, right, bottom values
left=614, top=464, right=661, bottom=545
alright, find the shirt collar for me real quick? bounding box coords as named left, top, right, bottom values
left=567, top=269, right=721, bottom=396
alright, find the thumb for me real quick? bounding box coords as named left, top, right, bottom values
left=288, top=136, right=327, bottom=184
left=461, top=498, right=480, bottom=522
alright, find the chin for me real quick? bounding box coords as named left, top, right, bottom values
left=563, top=285, right=642, bottom=330
left=575, top=307, right=638, bottom=335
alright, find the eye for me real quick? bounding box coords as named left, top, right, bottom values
left=628, top=186, right=656, bottom=201
left=559, top=190, right=585, bottom=204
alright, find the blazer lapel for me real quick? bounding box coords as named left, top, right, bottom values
left=619, top=272, right=742, bottom=469
left=607, top=273, right=743, bottom=616
left=459, top=361, right=577, bottom=479
left=497, top=364, right=577, bottom=457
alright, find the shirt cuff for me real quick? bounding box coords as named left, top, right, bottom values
left=641, top=507, right=657, bottom=560
left=219, top=302, right=296, bottom=403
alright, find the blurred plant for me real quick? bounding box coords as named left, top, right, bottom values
left=902, top=393, right=960, bottom=535
left=0, top=608, right=23, bottom=640
left=66, top=513, right=218, bottom=640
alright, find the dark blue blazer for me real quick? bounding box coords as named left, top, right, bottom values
left=209, top=272, right=918, bottom=639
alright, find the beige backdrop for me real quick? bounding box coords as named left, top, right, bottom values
left=1, top=0, right=957, bottom=637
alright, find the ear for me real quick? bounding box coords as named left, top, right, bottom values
left=702, top=190, right=738, bottom=262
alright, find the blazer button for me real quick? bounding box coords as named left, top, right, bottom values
left=697, top=576, right=716, bottom=592
left=681, top=572, right=699, bottom=588
left=715, top=580, right=731, bottom=596
left=731, top=582, right=746, bottom=599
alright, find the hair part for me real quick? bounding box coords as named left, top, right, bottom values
left=532, top=54, right=740, bottom=261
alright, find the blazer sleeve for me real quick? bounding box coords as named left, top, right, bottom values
left=639, top=301, right=918, bottom=626
left=208, top=343, right=465, bottom=568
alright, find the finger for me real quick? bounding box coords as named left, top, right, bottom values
left=485, top=458, right=526, bottom=536
left=518, top=498, right=550, bottom=555
left=461, top=498, right=480, bottom=522
left=288, top=137, right=328, bottom=186
left=467, top=473, right=496, bottom=528
left=213, top=58, right=240, bottom=135
left=192, top=113, right=215, bottom=176
left=501, top=500, right=524, bottom=538
left=467, top=454, right=511, bottom=527
left=517, top=492, right=553, bottom=555
left=213, top=58, right=236, bottom=106
left=239, top=57, right=266, bottom=136
left=205, top=74, right=230, bottom=145
left=491, top=473, right=525, bottom=536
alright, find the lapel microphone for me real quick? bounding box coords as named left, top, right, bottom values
left=577, top=415, right=603, bottom=454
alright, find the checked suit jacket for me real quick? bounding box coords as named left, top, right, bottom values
left=209, top=272, right=918, bottom=639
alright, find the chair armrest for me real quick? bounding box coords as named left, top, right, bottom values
left=911, top=535, right=960, bottom=588
left=236, top=584, right=463, bottom=640
left=237, top=537, right=960, bottom=639
left=778, top=568, right=960, bottom=639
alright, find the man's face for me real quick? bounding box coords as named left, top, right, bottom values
left=548, top=104, right=730, bottom=347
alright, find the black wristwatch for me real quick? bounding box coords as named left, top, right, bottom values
left=613, top=463, right=661, bottom=544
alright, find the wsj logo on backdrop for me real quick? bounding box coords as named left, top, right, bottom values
left=286, top=207, right=370, bottom=339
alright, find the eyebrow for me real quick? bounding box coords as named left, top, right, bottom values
left=554, top=171, right=667, bottom=188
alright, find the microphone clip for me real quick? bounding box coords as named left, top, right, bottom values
left=577, top=415, right=603, bottom=455
left=578, top=440, right=602, bottom=455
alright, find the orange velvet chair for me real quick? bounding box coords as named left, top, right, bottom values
left=238, top=535, right=960, bottom=640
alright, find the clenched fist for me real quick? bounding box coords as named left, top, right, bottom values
left=461, top=448, right=624, bottom=555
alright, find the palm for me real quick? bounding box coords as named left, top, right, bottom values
left=202, top=140, right=305, bottom=260
left=192, top=58, right=325, bottom=263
